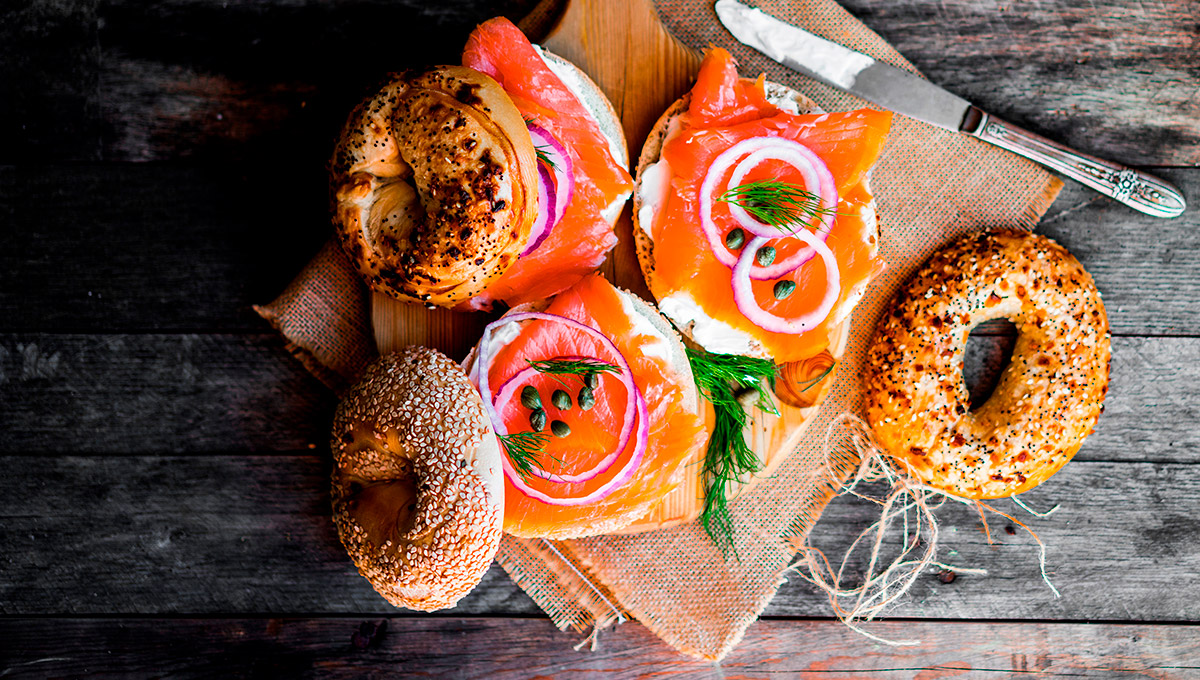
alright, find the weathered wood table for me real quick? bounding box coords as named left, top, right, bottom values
left=2, top=0, right=1198, bottom=676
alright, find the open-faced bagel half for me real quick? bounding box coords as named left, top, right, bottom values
left=331, top=66, right=540, bottom=308
left=459, top=278, right=708, bottom=539
left=632, top=81, right=847, bottom=413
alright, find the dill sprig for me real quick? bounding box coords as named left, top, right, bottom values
left=526, top=358, right=619, bottom=379
left=534, top=145, right=557, bottom=170
left=523, top=116, right=558, bottom=170
left=498, top=431, right=552, bottom=481
left=715, top=180, right=840, bottom=233
left=687, top=348, right=779, bottom=559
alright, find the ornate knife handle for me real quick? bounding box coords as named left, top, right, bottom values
left=962, top=106, right=1186, bottom=218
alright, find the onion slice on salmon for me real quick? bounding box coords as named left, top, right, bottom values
left=699, top=136, right=838, bottom=280
left=522, top=125, right=575, bottom=256
left=492, top=362, right=633, bottom=484
left=474, top=312, right=649, bottom=505
left=524, top=163, right=557, bottom=256
left=731, top=231, right=841, bottom=333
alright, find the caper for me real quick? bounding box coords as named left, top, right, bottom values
left=755, top=245, right=777, bottom=266
left=520, top=385, right=542, bottom=410
left=724, top=228, right=745, bottom=250
left=530, top=408, right=547, bottom=432
left=551, top=389, right=572, bottom=410
left=550, top=420, right=571, bottom=437
left=773, top=280, right=797, bottom=300
left=578, top=386, right=596, bottom=411
left=584, top=372, right=600, bottom=390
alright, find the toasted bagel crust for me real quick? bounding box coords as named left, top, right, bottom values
left=331, top=347, right=503, bottom=611
left=865, top=229, right=1111, bottom=499
left=331, top=66, right=539, bottom=308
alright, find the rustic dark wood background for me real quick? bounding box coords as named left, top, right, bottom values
left=2, top=0, right=1199, bottom=676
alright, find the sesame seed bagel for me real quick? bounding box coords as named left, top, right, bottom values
left=331, top=66, right=539, bottom=308
left=865, top=229, right=1111, bottom=499
left=330, top=347, right=503, bottom=611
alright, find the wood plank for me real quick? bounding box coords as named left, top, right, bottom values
left=1, top=618, right=1197, bottom=678
left=0, top=165, right=330, bottom=333
left=0, top=1, right=102, bottom=162
left=2, top=454, right=1199, bottom=621
left=1037, top=169, right=1200, bottom=337
left=0, top=454, right=537, bottom=616
left=0, top=334, right=336, bottom=454
left=2, top=334, right=1194, bottom=461
left=2, top=1, right=1194, bottom=165
left=839, top=0, right=1200, bottom=168
left=0, top=0, right=540, bottom=164
left=5, top=165, right=1198, bottom=334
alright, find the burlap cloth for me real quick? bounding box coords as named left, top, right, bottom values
left=256, top=0, right=1061, bottom=661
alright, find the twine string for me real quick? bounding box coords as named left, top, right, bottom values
left=787, top=412, right=1059, bottom=645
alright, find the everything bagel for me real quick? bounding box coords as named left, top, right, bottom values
left=331, top=66, right=540, bottom=308
left=865, top=229, right=1111, bottom=499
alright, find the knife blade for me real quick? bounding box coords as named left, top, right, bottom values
left=714, top=0, right=1186, bottom=218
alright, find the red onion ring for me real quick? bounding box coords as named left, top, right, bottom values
left=492, top=362, right=632, bottom=484
left=523, top=124, right=574, bottom=256
left=731, top=233, right=841, bottom=334
left=698, top=137, right=838, bottom=280
left=726, top=145, right=836, bottom=277
left=473, top=312, right=649, bottom=506
left=521, top=162, right=557, bottom=256
left=726, top=144, right=836, bottom=239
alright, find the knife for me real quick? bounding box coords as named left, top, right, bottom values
left=714, top=0, right=1186, bottom=218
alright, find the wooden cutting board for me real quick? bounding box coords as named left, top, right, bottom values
left=373, top=0, right=845, bottom=533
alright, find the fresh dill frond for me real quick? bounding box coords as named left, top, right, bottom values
left=526, top=358, right=619, bottom=380
left=498, top=431, right=552, bottom=480
left=687, top=348, right=779, bottom=558
left=521, top=117, right=558, bottom=170
left=534, top=145, right=557, bottom=170
left=715, top=180, right=841, bottom=233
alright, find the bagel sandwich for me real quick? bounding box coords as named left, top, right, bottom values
left=331, top=17, right=633, bottom=311
left=633, top=47, right=891, bottom=370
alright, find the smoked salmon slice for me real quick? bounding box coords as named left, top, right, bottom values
left=645, top=48, right=891, bottom=363
left=462, top=18, right=634, bottom=311
left=477, top=274, right=706, bottom=539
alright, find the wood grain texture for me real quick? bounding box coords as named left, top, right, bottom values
left=2, top=334, right=1194, bottom=461
left=3, top=0, right=1194, bottom=165
left=1037, top=169, right=1200, bottom=336
left=1, top=618, right=1197, bottom=679
left=0, top=334, right=335, bottom=454
left=2, top=0, right=1198, bottom=672
left=0, top=164, right=330, bottom=333
left=840, top=0, right=1200, bottom=167
left=0, top=454, right=535, bottom=616
left=0, top=0, right=540, bottom=164
left=5, top=165, right=1196, bottom=334
left=3, top=454, right=1199, bottom=621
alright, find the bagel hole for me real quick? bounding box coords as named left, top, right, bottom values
left=964, top=319, right=1017, bottom=410
left=348, top=477, right=419, bottom=542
